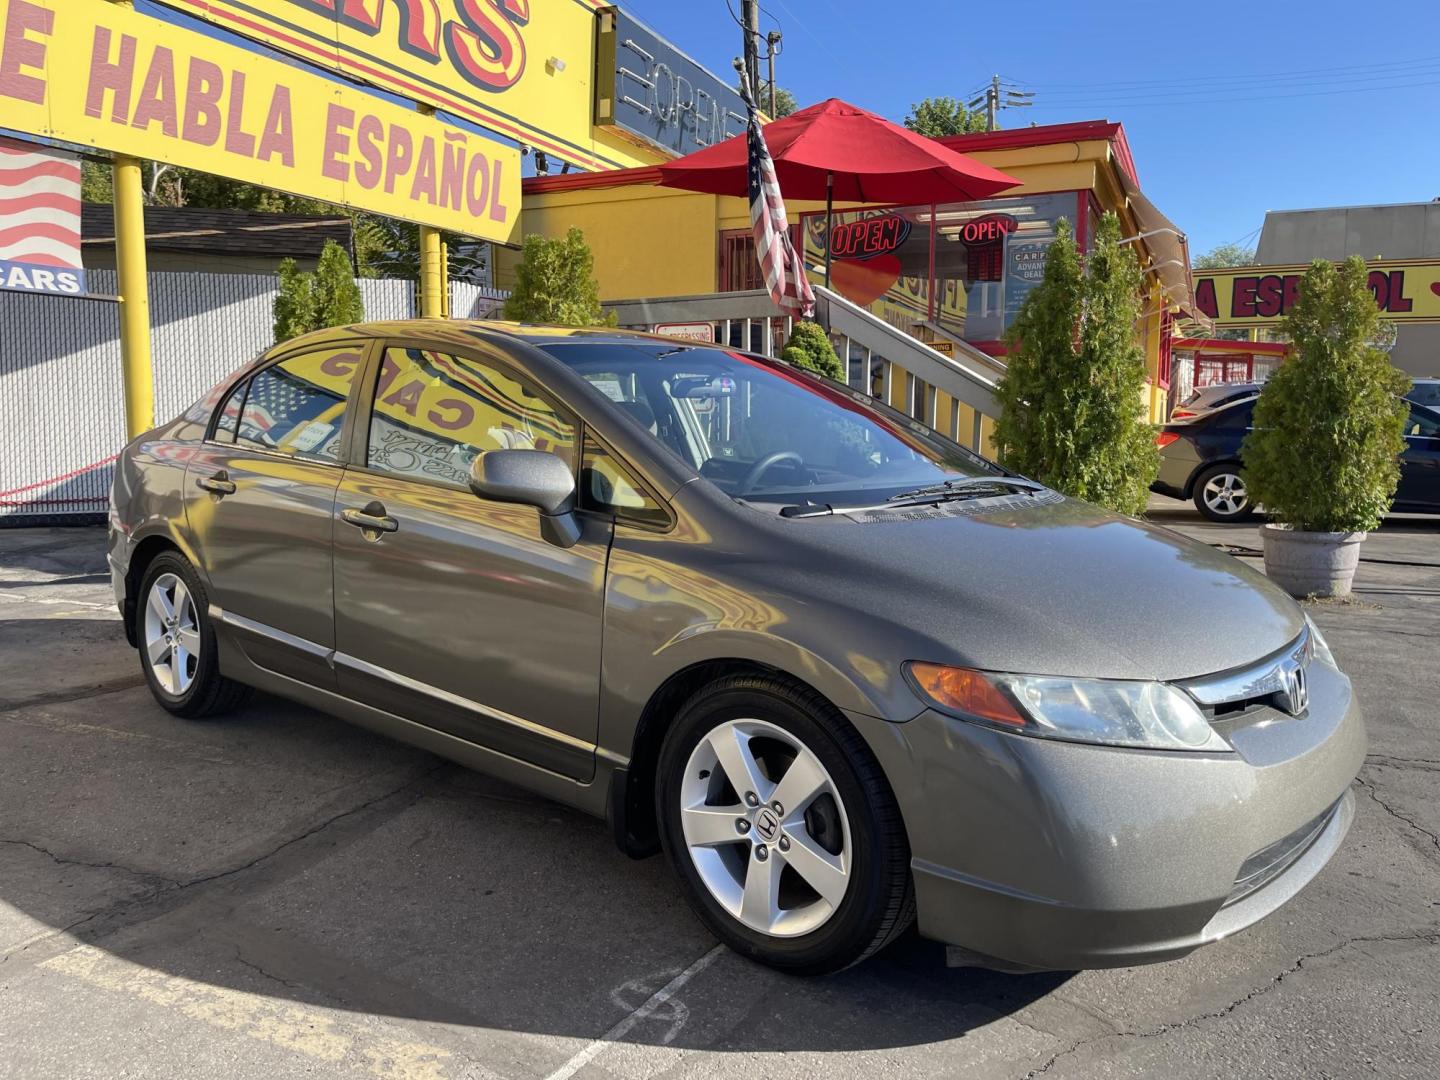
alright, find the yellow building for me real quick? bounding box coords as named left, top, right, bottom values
left=508, top=120, right=1197, bottom=429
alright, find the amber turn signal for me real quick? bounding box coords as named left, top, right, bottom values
left=908, top=663, right=1027, bottom=726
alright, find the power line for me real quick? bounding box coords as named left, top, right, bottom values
left=1027, top=53, right=1440, bottom=91
left=1036, top=63, right=1440, bottom=102
left=1028, top=74, right=1440, bottom=111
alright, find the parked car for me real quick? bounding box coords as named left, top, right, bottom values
left=1154, top=397, right=1440, bottom=521
left=1170, top=381, right=1262, bottom=419
left=110, top=322, right=1365, bottom=974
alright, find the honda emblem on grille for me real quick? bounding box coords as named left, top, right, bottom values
left=1279, top=661, right=1308, bottom=715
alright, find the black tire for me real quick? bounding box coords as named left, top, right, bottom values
left=137, top=552, right=252, bottom=719
left=1191, top=463, right=1255, bottom=522
left=656, top=674, right=914, bottom=975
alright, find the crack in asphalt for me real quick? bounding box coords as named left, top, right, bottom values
left=1366, top=754, right=1440, bottom=773
left=0, top=762, right=447, bottom=966
left=0, top=838, right=180, bottom=888
left=1020, top=930, right=1440, bottom=1078
left=233, top=946, right=310, bottom=995
left=1356, top=774, right=1440, bottom=853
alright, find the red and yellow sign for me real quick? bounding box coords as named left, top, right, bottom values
left=1194, top=261, right=1440, bottom=326
left=0, top=0, right=519, bottom=239
left=152, top=0, right=657, bottom=172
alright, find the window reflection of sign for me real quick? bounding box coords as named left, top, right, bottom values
left=1005, top=240, right=1051, bottom=320
left=829, top=215, right=913, bottom=260
left=599, top=12, right=748, bottom=156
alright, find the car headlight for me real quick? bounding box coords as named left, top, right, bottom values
left=1304, top=613, right=1336, bottom=667
left=905, top=662, right=1232, bottom=753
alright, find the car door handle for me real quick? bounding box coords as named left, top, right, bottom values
left=340, top=506, right=399, bottom=534
left=196, top=471, right=236, bottom=496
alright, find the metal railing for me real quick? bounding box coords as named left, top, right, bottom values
left=603, top=286, right=1003, bottom=452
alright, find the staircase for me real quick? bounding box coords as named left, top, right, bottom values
left=603, top=286, right=1004, bottom=455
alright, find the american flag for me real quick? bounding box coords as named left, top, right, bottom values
left=741, top=76, right=814, bottom=318
left=0, top=136, right=85, bottom=296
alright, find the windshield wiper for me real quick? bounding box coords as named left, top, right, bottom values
left=884, top=476, right=1046, bottom=503
left=777, top=476, right=1047, bottom=518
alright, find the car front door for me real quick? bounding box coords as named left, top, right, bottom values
left=1396, top=404, right=1440, bottom=509
left=330, top=341, right=611, bottom=781
left=184, top=341, right=369, bottom=687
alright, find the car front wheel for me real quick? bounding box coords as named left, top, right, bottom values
left=1193, top=464, right=1254, bottom=522
left=138, top=552, right=251, bottom=718
left=656, top=675, right=913, bottom=974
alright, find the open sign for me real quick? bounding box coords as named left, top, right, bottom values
left=957, top=214, right=1018, bottom=246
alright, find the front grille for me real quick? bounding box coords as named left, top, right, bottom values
left=1225, top=798, right=1341, bottom=906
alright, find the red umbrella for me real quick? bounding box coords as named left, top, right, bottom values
left=657, top=98, right=1020, bottom=287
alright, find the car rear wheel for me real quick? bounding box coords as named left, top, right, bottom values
left=656, top=675, right=913, bottom=974
left=138, top=552, right=251, bottom=718
left=1193, top=464, right=1254, bottom=522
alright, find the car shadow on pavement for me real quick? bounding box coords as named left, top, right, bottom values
left=0, top=625, right=1070, bottom=1055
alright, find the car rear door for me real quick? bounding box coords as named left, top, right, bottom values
left=184, top=340, right=370, bottom=687
left=330, top=340, right=612, bottom=781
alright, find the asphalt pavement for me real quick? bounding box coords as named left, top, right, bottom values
left=0, top=503, right=1437, bottom=1079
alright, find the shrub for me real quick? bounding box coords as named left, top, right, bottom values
left=780, top=320, right=843, bottom=380
left=272, top=239, right=363, bottom=342
left=993, top=213, right=1158, bottom=515
left=502, top=226, right=615, bottom=326
left=1242, top=257, right=1410, bottom=532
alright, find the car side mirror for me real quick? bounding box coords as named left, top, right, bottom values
left=469, top=449, right=581, bottom=548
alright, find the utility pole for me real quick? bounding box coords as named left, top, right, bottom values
left=968, top=76, right=1033, bottom=132
left=986, top=74, right=999, bottom=132
left=741, top=0, right=761, bottom=103
left=766, top=30, right=782, bottom=116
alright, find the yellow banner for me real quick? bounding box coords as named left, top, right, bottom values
left=0, top=0, right=520, bottom=239
left=1193, top=261, right=1440, bottom=326
left=152, top=0, right=658, bottom=171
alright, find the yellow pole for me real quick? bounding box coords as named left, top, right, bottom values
left=113, top=155, right=154, bottom=438
left=419, top=225, right=444, bottom=318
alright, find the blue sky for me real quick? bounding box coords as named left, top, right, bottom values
left=621, top=0, right=1440, bottom=257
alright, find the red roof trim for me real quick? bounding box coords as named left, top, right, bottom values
left=936, top=121, right=1138, bottom=187
left=1172, top=338, right=1290, bottom=356
left=523, top=165, right=664, bottom=195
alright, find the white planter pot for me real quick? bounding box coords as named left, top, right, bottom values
left=1260, top=524, right=1366, bottom=598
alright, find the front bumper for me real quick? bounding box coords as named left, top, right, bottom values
left=861, top=656, right=1365, bottom=971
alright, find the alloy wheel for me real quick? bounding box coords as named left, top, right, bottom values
left=143, top=572, right=200, bottom=696
left=1202, top=472, right=1249, bottom=517
left=680, top=718, right=852, bottom=938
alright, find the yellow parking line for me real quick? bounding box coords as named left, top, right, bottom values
left=41, top=946, right=470, bottom=1080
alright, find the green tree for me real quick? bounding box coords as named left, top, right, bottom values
left=903, top=96, right=987, bottom=137
left=736, top=82, right=799, bottom=118
left=502, top=227, right=614, bottom=326
left=993, top=213, right=1158, bottom=515
left=272, top=239, right=363, bottom=342
left=1193, top=242, right=1257, bottom=269
left=1241, top=257, right=1410, bottom=532
left=780, top=320, right=843, bottom=379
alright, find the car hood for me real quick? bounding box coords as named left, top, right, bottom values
left=764, top=493, right=1303, bottom=683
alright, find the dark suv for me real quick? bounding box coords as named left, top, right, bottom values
left=1153, top=398, right=1440, bottom=522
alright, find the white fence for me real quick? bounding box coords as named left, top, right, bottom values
left=0, top=270, right=508, bottom=520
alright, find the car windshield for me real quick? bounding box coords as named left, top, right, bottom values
left=1408, top=381, right=1440, bottom=408
left=537, top=340, right=998, bottom=507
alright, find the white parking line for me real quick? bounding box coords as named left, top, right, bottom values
left=542, top=945, right=726, bottom=1080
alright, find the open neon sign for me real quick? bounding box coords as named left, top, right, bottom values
left=829, top=214, right=912, bottom=260
left=956, top=214, right=1018, bottom=246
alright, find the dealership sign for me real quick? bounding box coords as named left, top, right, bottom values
left=1194, top=261, right=1440, bottom=325
left=0, top=135, right=85, bottom=296
left=0, top=0, right=519, bottom=239
left=151, top=0, right=651, bottom=172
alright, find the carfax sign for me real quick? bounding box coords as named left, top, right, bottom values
left=0, top=134, right=85, bottom=296
left=0, top=0, right=521, bottom=241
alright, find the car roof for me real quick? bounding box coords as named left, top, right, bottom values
left=270, top=320, right=723, bottom=353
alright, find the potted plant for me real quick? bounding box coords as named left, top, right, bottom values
left=1242, top=256, right=1410, bottom=597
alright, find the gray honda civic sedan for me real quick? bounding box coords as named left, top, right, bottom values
left=109, top=321, right=1364, bottom=974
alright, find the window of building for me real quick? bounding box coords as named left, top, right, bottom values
left=232, top=345, right=363, bottom=461
left=365, top=346, right=576, bottom=488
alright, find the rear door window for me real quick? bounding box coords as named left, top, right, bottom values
left=233, top=345, right=365, bottom=461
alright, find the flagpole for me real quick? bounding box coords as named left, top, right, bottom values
left=823, top=171, right=834, bottom=290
